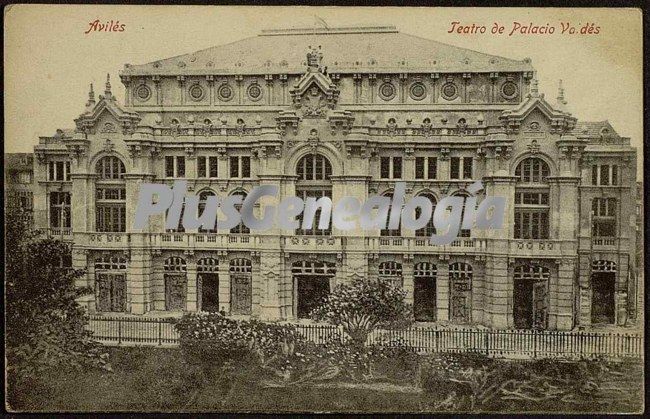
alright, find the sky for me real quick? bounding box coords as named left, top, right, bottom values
left=4, top=5, right=643, bottom=176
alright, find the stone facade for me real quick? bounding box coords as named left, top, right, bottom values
left=30, top=26, right=638, bottom=329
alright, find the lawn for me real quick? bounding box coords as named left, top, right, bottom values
left=7, top=346, right=644, bottom=413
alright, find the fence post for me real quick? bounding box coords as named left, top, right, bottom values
left=485, top=329, right=489, bottom=356
left=117, top=317, right=122, bottom=345
left=158, top=320, right=163, bottom=345
left=532, top=330, right=537, bottom=359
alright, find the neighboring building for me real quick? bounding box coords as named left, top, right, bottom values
left=5, top=152, right=34, bottom=225
left=31, top=26, right=638, bottom=329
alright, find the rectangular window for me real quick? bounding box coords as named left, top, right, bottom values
left=380, top=157, right=402, bottom=179
left=514, top=211, right=549, bottom=239
left=611, top=165, right=618, bottom=186
left=450, top=157, right=460, bottom=180
left=49, top=192, right=71, bottom=228
left=600, top=164, right=609, bottom=186
left=176, top=156, right=185, bottom=177
left=230, top=156, right=239, bottom=178
left=165, top=156, right=174, bottom=178
left=165, top=156, right=185, bottom=178
left=415, top=157, right=425, bottom=179
left=197, top=156, right=207, bottom=178
left=392, top=157, right=402, bottom=179
left=209, top=157, right=219, bottom=178
left=96, top=205, right=126, bottom=232
left=18, top=171, right=32, bottom=183
left=427, top=157, right=437, bottom=179
left=48, top=161, right=69, bottom=181
left=463, top=157, right=473, bottom=179
left=241, top=156, right=251, bottom=178
left=592, top=166, right=598, bottom=185
left=380, top=157, right=390, bottom=179
left=229, top=156, right=250, bottom=178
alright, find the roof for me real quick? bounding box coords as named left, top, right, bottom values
left=5, top=153, right=33, bottom=171
left=570, top=121, right=619, bottom=138
left=121, top=25, right=534, bottom=76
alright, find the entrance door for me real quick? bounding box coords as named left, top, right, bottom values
left=514, top=278, right=533, bottom=328
left=96, top=273, right=126, bottom=312
left=165, top=273, right=187, bottom=311
left=231, top=274, right=252, bottom=315
left=414, top=276, right=437, bottom=321
left=296, top=275, right=330, bottom=319
left=199, top=273, right=219, bottom=312
left=592, top=272, right=615, bottom=324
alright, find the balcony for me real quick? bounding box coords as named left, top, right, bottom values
left=151, top=233, right=261, bottom=250
left=509, top=239, right=570, bottom=257
left=46, top=227, right=73, bottom=241
left=74, top=232, right=130, bottom=248
left=366, top=237, right=487, bottom=254
left=282, top=236, right=345, bottom=252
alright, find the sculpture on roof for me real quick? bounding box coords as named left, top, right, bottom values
left=307, top=45, right=323, bottom=72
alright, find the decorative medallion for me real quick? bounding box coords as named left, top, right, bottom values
left=409, top=82, right=427, bottom=101
left=501, top=81, right=518, bottom=99
left=217, top=83, right=234, bottom=102
left=378, top=82, right=396, bottom=101
left=188, top=84, right=205, bottom=101
left=135, top=84, right=151, bottom=101
left=441, top=82, right=459, bottom=100
left=247, top=83, right=263, bottom=101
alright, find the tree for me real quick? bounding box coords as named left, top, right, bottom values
left=310, top=278, right=413, bottom=348
left=5, top=205, right=109, bottom=399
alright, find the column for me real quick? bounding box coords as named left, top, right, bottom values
left=186, top=255, right=198, bottom=312
left=259, top=251, right=282, bottom=320
left=73, top=249, right=93, bottom=310
left=550, top=258, right=575, bottom=330
left=218, top=252, right=231, bottom=314
left=577, top=253, right=591, bottom=326
left=436, top=259, right=449, bottom=322
left=128, top=246, right=151, bottom=315
left=402, top=256, right=414, bottom=306
left=484, top=256, right=510, bottom=329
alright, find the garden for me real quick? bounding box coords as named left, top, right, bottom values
left=4, top=208, right=644, bottom=413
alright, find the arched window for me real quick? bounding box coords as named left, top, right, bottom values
left=229, top=190, right=250, bottom=234
left=292, top=261, right=335, bottom=319
left=379, top=261, right=403, bottom=288
left=295, top=154, right=333, bottom=235
left=230, top=258, right=252, bottom=315
left=415, top=193, right=437, bottom=238
left=513, top=265, right=550, bottom=329
left=515, top=157, right=550, bottom=183
left=164, top=256, right=187, bottom=311
left=451, top=191, right=471, bottom=238
left=514, top=157, right=550, bottom=239
left=414, top=262, right=437, bottom=321
left=95, top=156, right=126, bottom=232
left=197, top=257, right=219, bottom=312
left=96, top=156, right=126, bottom=180
left=380, top=191, right=401, bottom=237
left=591, top=260, right=617, bottom=324
left=198, top=190, right=218, bottom=233
left=449, top=262, right=473, bottom=324
left=94, top=255, right=127, bottom=313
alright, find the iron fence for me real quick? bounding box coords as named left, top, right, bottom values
left=86, top=315, right=643, bottom=360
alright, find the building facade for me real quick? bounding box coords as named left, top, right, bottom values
left=5, top=152, right=35, bottom=226
left=31, top=26, right=638, bottom=329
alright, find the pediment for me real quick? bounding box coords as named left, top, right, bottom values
left=75, top=97, right=140, bottom=135
left=290, top=66, right=340, bottom=117
left=499, top=94, right=576, bottom=134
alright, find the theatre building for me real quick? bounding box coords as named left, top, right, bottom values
left=31, top=26, right=638, bottom=329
